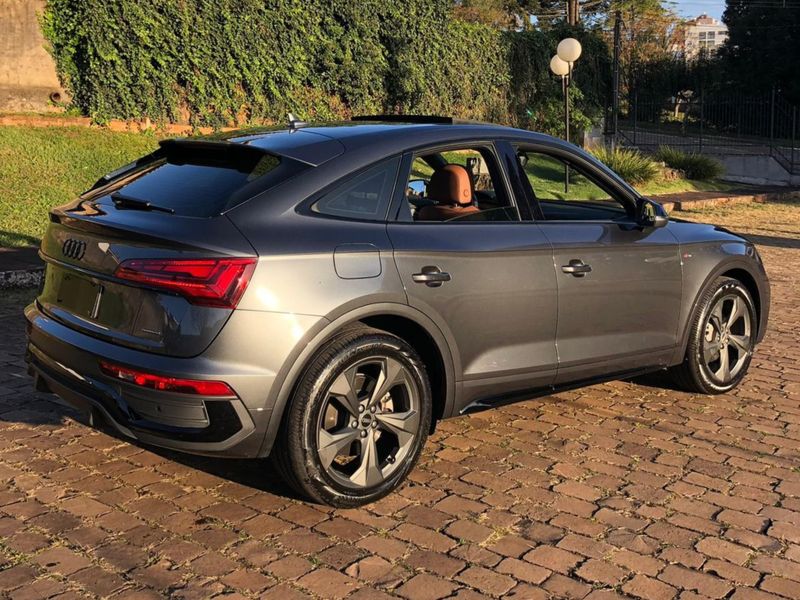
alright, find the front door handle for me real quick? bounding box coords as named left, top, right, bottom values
left=561, top=259, right=592, bottom=277
left=412, top=266, right=451, bottom=287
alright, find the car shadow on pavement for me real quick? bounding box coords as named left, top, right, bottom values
left=88, top=415, right=306, bottom=502
left=745, top=233, right=800, bottom=249
left=0, top=386, right=87, bottom=427
left=3, top=305, right=302, bottom=503
left=626, top=369, right=687, bottom=392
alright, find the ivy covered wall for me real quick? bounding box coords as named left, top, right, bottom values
left=41, top=0, right=611, bottom=134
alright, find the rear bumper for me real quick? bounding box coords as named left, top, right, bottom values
left=25, top=302, right=274, bottom=457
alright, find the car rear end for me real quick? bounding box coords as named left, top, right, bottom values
left=25, top=137, right=317, bottom=457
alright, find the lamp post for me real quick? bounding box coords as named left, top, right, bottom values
left=550, top=37, right=582, bottom=193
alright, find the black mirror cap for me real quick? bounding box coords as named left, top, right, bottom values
left=638, top=198, right=669, bottom=228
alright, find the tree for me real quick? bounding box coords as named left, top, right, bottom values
left=453, top=1, right=568, bottom=29
left=720, top=0, right=800, bottom=101
left=453, top=0, right=516, bottom=27
left=594, top=1, right=683, bottom=98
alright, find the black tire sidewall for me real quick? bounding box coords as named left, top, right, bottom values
left=689, top=278, right=757, bottom=394
left=289, top=331, right=432, bottom=507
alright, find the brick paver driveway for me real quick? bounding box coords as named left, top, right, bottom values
left=1, top=199, right=799, bottom=600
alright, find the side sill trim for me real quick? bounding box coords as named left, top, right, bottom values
left=460, top=365, right=665, bottom=415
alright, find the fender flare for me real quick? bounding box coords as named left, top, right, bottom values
left=257, top=302, right=457, bottom=457
left=673, top=256, right=768, bottom=364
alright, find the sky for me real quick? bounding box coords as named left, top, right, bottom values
left=671, top=0, right=726, bottom=20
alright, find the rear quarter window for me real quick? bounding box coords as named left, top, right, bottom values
left=311, top=156, right=400, bottom=221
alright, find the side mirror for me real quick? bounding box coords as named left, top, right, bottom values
left=637, top=198, right=669, bottom=228
left=517, top=152, right=529, bottom=168
left=407, top=179, right=427, bottom=197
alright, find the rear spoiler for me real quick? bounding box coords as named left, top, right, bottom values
left=351, top=114, right=487, bottom=125
left=158, top=139, right=272, bottom=166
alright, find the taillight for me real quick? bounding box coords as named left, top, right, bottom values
left=114, top=257, right=256, bottom=308
left=99, top=361, right=235, bottom=396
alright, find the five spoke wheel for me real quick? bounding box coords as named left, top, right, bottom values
left=669, top=276, right=758, bottom=394
left=317, top=357, right=420, bottom=490
left=702, top=293, right=752, bottom=384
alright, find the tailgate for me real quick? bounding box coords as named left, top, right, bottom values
left=37, top=205, right=256, bottom=358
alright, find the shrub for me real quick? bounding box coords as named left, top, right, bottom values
left=41, top=1, right=610, bottom=129
left=591, top=146, right=658, bottom=184
left=653, top=146, right=724, bottom=180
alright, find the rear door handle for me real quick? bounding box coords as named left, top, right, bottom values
left=561, top=259, right=592, bottom=277
left=412, top=266, right=451, bottom=287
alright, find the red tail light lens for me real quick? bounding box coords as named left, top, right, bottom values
left=99, top=361, right=235, bottom=396
left=114, top=257, right=256, bottom=308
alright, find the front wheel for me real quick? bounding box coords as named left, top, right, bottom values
left=272, top=326, right=432, bottom=507
left=670, top=276, right=757, bottom=394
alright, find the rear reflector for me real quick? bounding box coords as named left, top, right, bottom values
left=114, top=257, right=256, bottom=308
left=99, top=361, right=235, bottom=396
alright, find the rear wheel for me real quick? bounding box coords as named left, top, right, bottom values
left=273, top=326, right=432, bottom=507
left=670, top=277, right=757, bottom=394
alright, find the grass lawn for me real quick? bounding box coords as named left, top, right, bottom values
left=0, top=126, right=158, bottom=247
left=0, top=126, right=737, bottom=249
left=636, top=177, right=737, bottom=196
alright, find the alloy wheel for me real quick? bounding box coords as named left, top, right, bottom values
left=702, top=293, right=753, bottom=384
left=316, top=356, right=420, bottom=489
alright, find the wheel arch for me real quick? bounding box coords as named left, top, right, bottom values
left=358, top=314, right=448, bottom=425
left=675, top=257, right=768, bottom=364
left=258, top=303, right=456, bottom=457
left=719, top=267, right=761, bottom=331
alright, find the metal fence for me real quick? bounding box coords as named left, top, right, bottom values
left=617, top=91, right=800, bottom=175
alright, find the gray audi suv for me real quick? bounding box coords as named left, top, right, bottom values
left=26, top=117, right=770, bottom=507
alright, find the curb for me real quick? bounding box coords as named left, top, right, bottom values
left=654, top=189, right=800, bottom=213
left=0, top=114, right=241, bottom=136
left=0, top=247, right=44, bottom=290
left=0, top=268, right=43, bottom=290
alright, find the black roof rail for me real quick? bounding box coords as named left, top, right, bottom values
left=351, top=114, right=455, bottom=124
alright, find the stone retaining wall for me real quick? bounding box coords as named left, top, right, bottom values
left=0, top=0, right=65, bottom=112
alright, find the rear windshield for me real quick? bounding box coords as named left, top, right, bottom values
left=98, top=142, right=295, bottom=217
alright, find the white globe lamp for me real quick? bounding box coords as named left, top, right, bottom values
left=557, top=38, right=582, bottom=64
left=549, top=55, right=570, bottom=77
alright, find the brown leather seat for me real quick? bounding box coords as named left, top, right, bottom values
left=416, top=165, right=480, bottom=221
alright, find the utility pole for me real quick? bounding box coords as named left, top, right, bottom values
left=567, top=0, right=579, bottom=26
left=611, top=10, right=621, bottom=148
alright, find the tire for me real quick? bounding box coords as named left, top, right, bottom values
left=272, top=325, right=432, bottom=507
left=670, top=276, right=757, bottom=394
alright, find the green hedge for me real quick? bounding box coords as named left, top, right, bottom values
left=591, top=146, right=658, bottom=185
left=653, top=146, right=724, bottom=181
left=41, top=0, right=610, bottom=132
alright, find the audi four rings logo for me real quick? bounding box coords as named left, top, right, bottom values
left=62, top=238, right=87, bottom=261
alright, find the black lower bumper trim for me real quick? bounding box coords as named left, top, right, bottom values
left=27, top=343, right=244, bottom=444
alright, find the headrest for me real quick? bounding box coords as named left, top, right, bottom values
left=427, top=164, right=472, bottom=206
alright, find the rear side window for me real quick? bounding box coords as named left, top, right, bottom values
left=101, top=142, right=296, bottom=217
left=312, top=157, right=400, bottom=221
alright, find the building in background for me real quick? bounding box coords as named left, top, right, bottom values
left=681, top=14, right=728, bottom=60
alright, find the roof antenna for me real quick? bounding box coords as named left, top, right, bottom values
left=287, top=112, right=306, bottom=131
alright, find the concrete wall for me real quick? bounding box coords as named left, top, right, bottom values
left=713, top=153, right=800, bottom=187
left=0, top=0, right=65, bottom=111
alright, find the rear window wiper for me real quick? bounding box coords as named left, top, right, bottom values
left=111, top=192, right=175, bottom=214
